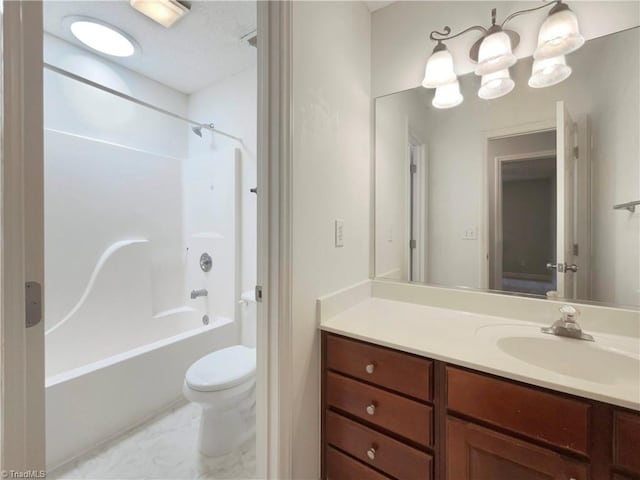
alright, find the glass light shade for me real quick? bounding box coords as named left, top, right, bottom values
left=478, top=69, right=515, bottom=100
left=70, top=20, right=136, bottom=57
left=528, top=55, right=572, bottom=88
left=432, top=80, right=463, bottom=109
left=475, top=31, right=517, bottom=76
left=534, top=8, right=585, bottom=60
left=422, top=49, right=457, bottom=89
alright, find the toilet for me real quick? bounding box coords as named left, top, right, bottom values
left=183, top=290, right=257, bottom=457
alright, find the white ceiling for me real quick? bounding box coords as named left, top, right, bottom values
left=43, top=1, right=257, bottom=94
left=366, top=1, right=395, bottom=12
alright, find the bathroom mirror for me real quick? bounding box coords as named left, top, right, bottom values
left=374, top=26, right=640, bottom=308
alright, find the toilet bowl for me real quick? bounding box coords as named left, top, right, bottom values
left=183, top=344, right=256, bottom=457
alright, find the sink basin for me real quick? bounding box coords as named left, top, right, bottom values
left=476, top=324, right=640, bottom=384
left=496, top=336, right=639, bottom=384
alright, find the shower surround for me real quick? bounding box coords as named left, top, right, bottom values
left=43, top=33, right=249, bottom=469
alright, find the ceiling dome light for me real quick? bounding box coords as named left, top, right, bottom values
left=69, top=18, right=137, bottom=57
left=478, top=69, right=514, bottom=100
left=528, top=55, right=572, bottom=88
left=534, top=2, right=584, bottom=60
left=422, top=43, right=457, bottom=89
left=475, top=29, right=517, bottom=76
left=432, top=80, right=463, bottom=109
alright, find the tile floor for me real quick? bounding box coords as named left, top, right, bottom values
left=49, top=402, right=256, bottom=480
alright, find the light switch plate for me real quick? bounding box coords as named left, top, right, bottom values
left=335, top=219, right=344, bottom=247
left=462, top=227, right=477, bottom=240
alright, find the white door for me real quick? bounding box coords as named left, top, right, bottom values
left=555, top=101, right=578, bottom=299
left=1, top=1, right=46, bottom=471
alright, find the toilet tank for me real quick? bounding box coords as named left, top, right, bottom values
left=240, top=289, right=257, bottom=348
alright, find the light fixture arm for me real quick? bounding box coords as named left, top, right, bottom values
left=429, top=24, right=488, bottom=43
left=500, top=0, right=562, bottom=28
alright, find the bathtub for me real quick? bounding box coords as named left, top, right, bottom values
left=46, top=309, right=237, bottom=470
left=44, top=239, right=238, bottom=469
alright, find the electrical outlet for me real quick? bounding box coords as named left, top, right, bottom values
left=335, top=219, right=344, bottom=247
left=462, top=227, right=477, bottom=240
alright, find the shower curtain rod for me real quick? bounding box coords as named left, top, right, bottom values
left=43, top=62, right=242, bottom=142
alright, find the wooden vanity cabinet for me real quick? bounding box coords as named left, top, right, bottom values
left=613, top=410, right=640, bottom=478
left=323, top=333, right=434, bottom=480
left=446, top=416, right=589, bottom=480
left=322, top=332, right=640, bottom=480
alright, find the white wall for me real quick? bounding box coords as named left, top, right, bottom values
left=372, top=1, right=640, bottom=97
left=291, top=2, right=371, bottom=477
left=43, top=34, right=189, bottom=327
left=375, top=89, right=429, bottom=279
left=186, top=67, right=257, bottom=323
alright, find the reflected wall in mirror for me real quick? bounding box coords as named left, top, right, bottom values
left=375, top=27, right=639, bottom=308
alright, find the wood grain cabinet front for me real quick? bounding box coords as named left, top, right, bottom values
left=447, top=366, right=590, bottom=455
left=326, top=371, right=433, bottom=447
left=325, top=447, right=392, bottom=480
left=326, top=410, right=432, bottom=480
left=446, top=417, right=589, bottom=480
left=613, top=410, right=640, bottom=475
left=326, top=334, right=432, bottom=401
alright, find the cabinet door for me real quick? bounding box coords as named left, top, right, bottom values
left=447, top=417, right=588, bottom=480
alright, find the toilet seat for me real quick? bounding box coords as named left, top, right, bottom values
left=185, top=345, right=255, bottom=392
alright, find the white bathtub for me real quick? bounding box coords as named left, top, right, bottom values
left=46, top=309, right=237, bottom=470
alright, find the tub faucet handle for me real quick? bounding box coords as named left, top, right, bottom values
left=190, top=289, right=208, bottom=299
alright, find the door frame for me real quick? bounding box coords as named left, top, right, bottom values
left=0, top=1, right=293, bottom=477
left=482, top=119, right=556, bottom=290
left=1, top=0, right=46, bottom=472
left=407, top=132, right=428, bottom=283
left=256, top=1, right=293, bottom=478
left=489, top=149, right=557, bottom=292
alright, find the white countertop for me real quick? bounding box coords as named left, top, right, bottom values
left=320, top=296, right=640, bottom=411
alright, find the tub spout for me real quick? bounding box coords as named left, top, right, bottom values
left=190, top=289, right=208, bottom=300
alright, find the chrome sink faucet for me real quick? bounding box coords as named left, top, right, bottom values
left=190, top=288, right=208, bottom=299
left=541, top=305, right=594, bottom=341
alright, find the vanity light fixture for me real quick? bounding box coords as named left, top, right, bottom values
left=422, top=0, right=584, bottom=108
left=432, top=80, right=464, bottom=109
left=528, top=55, right=572, bottom=88
left=475, top=29, right=517, bottom=76
left=534, top=2, right=585, bottom=60
left=478, top=69, right=515, bottom=100
left=68, top=18, right=137, bottom=57
left=422, top=42, right=457, bottom=88
left=130, top=0, right=191, bottom=28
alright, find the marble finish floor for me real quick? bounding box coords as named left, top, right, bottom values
left=49, top=402, right=256, bottom=480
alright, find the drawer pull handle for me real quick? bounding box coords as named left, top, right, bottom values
left=366, top=404, right=376, bottom=416
left=366, top=447, right=376, bottom=460
left=365, top=363, right=375, bottom=374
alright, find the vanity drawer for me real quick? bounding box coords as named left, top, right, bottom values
left=326, top=334, right=432, bottom=401
left=326, top=410, right=432, bottom=480
left=446, top=367, right=590, bottom=455
left=326, top=371, right=433, bottom=447
left=325, top=446, right=391, bottom=480
left=613, top=410, right=640, bottom=474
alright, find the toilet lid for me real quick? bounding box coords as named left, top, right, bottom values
left=186, top=345, right=256, bottom=392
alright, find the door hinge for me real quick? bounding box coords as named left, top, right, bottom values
left=255, top=285, right=263, bottom=303
left=25, top=281, right=42, bottom=328
left=410, top=163, right=417, bottom=175
left=573, top=146, right=579, bottom=158
left=409, top=239, right=416, bottom=249
left=573, top=243, right=579, bottom=256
